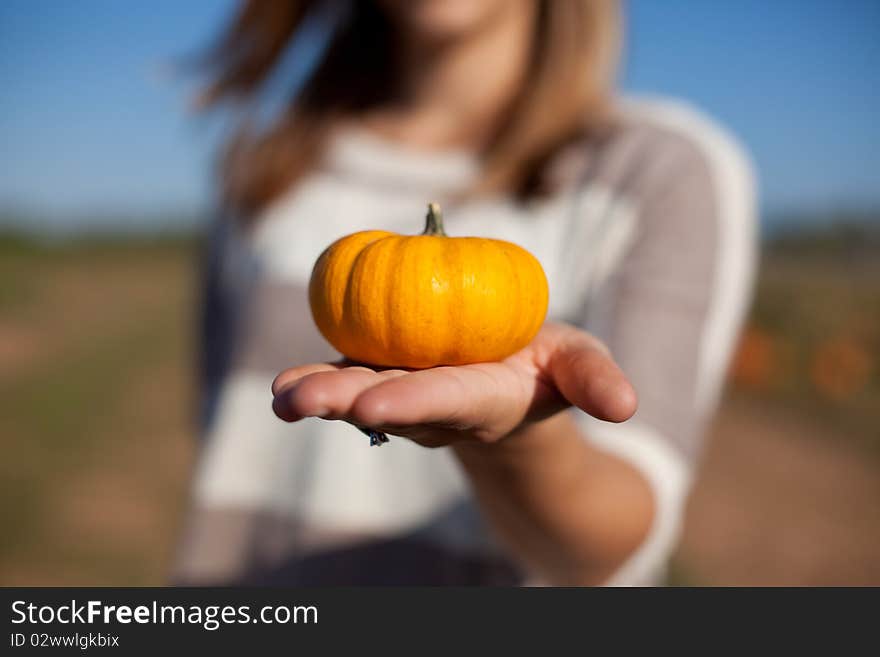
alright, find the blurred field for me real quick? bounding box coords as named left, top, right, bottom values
left=0, top=236, right=197, bottom=585
left=1, top=225, right=878, bottom=586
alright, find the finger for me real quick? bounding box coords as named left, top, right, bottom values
left=550, top=336, right=637, bottom=423
left=273, top=367, right=408, bottom=422
left=348, top=365, right=524, bottom=438
left=271, top=362, right=343, bottom=396
left=273, top=367, right=379, bottom=421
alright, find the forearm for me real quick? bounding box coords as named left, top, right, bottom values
left=453, top=411, right=654, bottom=585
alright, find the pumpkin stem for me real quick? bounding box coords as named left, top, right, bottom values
left=423, top=202, right=447, bottom=236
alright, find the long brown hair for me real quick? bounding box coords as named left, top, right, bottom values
left=198, top=0, right=621, bottom=216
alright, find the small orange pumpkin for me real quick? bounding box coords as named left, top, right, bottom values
left=309, top=203, right=549, bottom=368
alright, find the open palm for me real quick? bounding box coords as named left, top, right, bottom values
left=271, top=322, right=636, bottom=447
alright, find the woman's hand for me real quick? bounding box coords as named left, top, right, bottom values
left=271, top=322, right=637, bottom=447
left=272, top=322, right=649, bottom=584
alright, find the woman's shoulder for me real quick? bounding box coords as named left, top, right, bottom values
left=582, top=95, right=756, bottom=204
left=551, top=96, right=758, bottom=297
left=620, top=96, right=753, bottom=180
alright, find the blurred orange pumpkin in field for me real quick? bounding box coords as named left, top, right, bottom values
left=309, top=203, right=549, bottom=369
left=810, top=337, right=873, bottom=401
left=729, top=325, right=776, bottom=390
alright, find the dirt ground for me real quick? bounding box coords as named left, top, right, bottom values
left=674, top=396, right=880, bottom=585
left=1, top=239, right=878, bottom=585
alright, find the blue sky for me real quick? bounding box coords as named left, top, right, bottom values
left=1, top=0, right=878, bottom=231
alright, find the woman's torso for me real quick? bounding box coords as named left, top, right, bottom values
left=174, top=97, right=756, bottom=585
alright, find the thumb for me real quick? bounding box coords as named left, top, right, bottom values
left=549, top=333, right=637, bottom=423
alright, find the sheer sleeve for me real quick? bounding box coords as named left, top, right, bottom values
left=572, top=108, right=758, bottom=583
